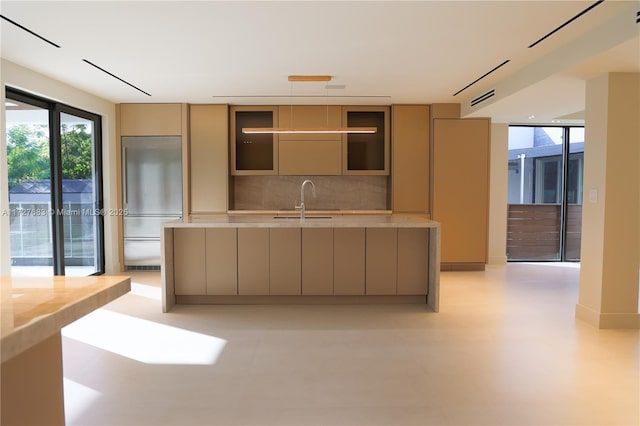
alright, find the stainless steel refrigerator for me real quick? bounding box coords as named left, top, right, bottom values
left=122, top=136, right=182, bottom=267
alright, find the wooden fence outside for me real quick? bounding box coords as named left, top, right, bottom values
left=507, top=204, right=582, bottom=261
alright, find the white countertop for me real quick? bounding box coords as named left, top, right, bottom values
left=163, top=213, right=439, bottom=228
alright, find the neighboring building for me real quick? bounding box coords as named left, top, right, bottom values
left=507, top=127, right=584, bottom=205
left=9, top=179, right=96, bottom=266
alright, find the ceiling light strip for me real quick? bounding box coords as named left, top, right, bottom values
left=452, top=60, right=510, bottom=97
left=0, top=15, right=61, bottom=48
left=82, top=59, right=151, bottom=96
left=242, top=127, right=376, bottom=134
left=211, top=95, right=391, bottom=99
left=528, top=0, right=605, bottom=48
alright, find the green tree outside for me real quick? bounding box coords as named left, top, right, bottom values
left=6, top=124, right=50, bottom=189
left=61, top=123, right=93, bottom=180
left=6, top=123, right=93, bottom=189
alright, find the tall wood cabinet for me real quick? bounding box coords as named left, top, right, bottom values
left=189, top=104, right=228, bottom=213
left=432, top=118, right=490, bottom=270
left=392, top=105, right=430, bottom=212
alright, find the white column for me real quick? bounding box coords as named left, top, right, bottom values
left=576, top=72, right=640, bottom=329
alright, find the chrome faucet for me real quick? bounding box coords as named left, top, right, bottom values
left=295, top=179, right=316, bottom=221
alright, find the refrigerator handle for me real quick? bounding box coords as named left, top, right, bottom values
left=123, top=146, right=128, bottom=206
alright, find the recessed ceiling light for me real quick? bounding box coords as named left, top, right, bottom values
left=5, top=102, right=18, bottom=107
left=528, top=115, right=536, bottom=119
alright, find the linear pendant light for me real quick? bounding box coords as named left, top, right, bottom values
left=241, top=75, right=378, bottom=135
left=242, top=127, right=376, bottom=134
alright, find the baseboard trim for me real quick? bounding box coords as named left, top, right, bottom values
left=575, top=303, right=640, bottom=329
left=176, top=295, right=430, bottom=306
left=487, top=255, right=507, bottom=265
left=441, top=262, right=485, bottom=271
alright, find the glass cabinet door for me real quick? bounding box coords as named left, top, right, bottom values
left=342, top=106, right=389, bottom=175
left=230, top=106, right=278, bottom=175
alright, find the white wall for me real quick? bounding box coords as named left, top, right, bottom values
left=0, top=59, right=120, bottom=274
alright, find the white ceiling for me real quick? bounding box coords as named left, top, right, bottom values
left=1, top=1, right=639, bottom=124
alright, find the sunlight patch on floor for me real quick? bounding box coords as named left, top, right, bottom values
left=62, top=309, right=226, bottom=365
left=63, top=378, right=102, bottom=424
left=128, top=282, right=162, bottom=300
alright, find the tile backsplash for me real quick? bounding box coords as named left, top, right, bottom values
left=232, top=175, right=389, bottom=210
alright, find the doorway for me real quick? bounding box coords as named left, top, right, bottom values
left=507, top=126, right=584, bottom=261
left=5, top=88, right=104, bottom=276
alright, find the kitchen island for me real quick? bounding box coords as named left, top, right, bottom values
left=161, top=214, right=439, bottom=312
left=1, top=275, right=130, bottom=426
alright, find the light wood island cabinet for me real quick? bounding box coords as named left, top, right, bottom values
left=397, top=228, right=429, bottom=295
left=174, top=228, right=206, bottom=295
left=302, top=228, right=334, bottom=295
left=365, top=228, right=398, bottom=295
left=270, top=228, right=302, bottom=295
left=333, top=228, right=366, bottom=296
left=237, top=228, right=270, bottom=295
left=205, top=228, right=237, bottom=295
left=162, top=215, right=440, bottom=311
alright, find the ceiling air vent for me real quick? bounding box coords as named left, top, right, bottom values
left=470, top=89, right=495, bottom=107
left=636, top=10, right=639, bottom=24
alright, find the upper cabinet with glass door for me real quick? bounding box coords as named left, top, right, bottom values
left=230, top=106, right=278, bottom=175
left=342, top=106, right=390, bottom=175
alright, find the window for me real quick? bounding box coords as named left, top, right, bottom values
left=507, top=125, right=584, bottom=261
left=5, top=88, right=104, bottom=276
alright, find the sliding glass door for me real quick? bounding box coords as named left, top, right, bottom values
left=5, top=88, right=104, bottom=275
left=507, top=126, right=584, bottom=261
left=6, top=96, right=53, bottom=274
left=59, top=109, right=104, bottom=275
